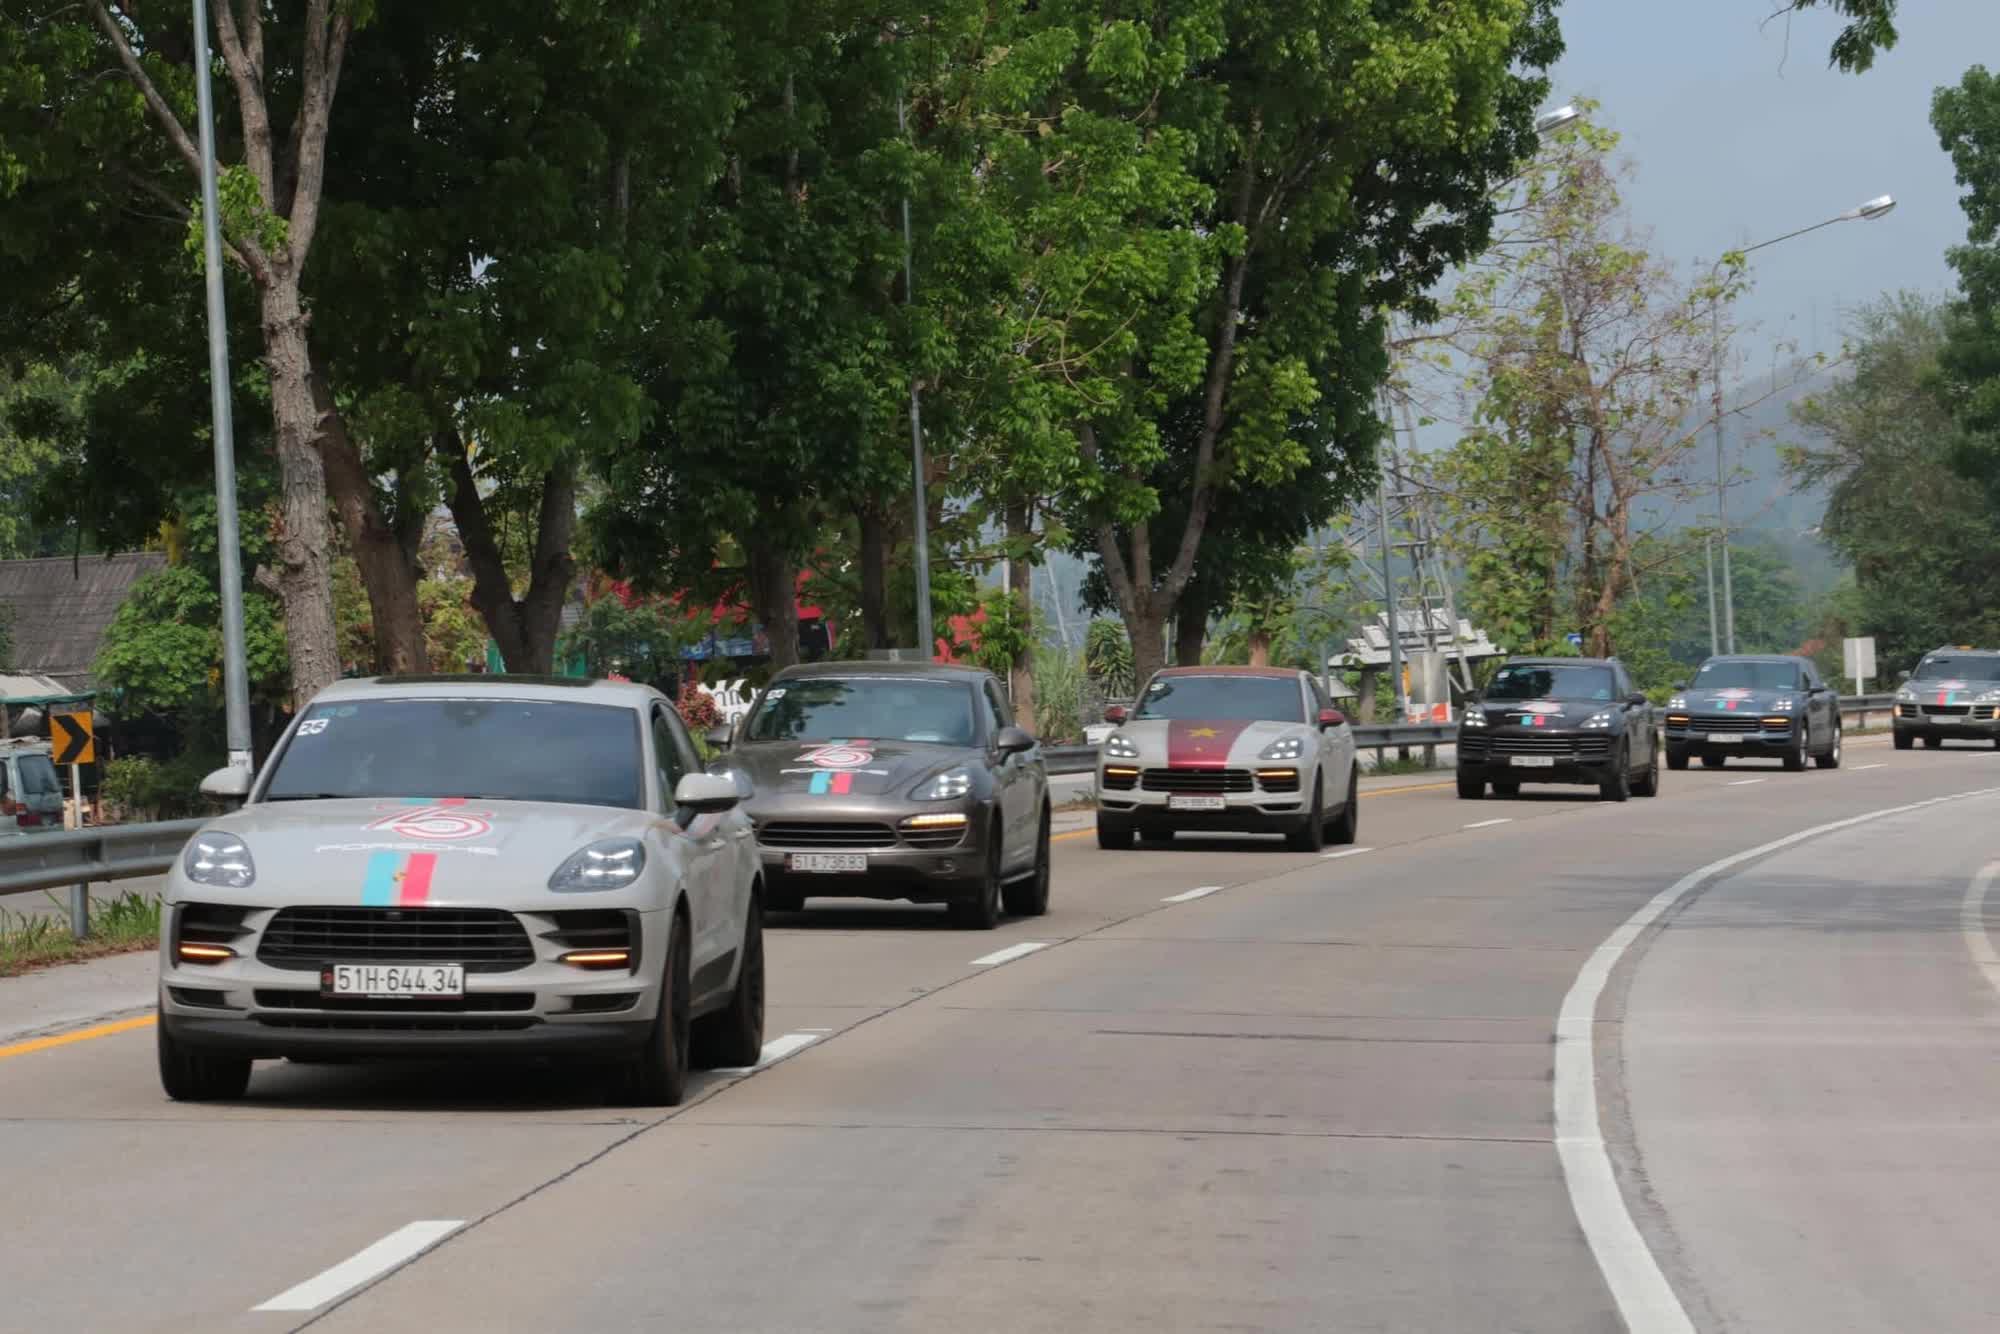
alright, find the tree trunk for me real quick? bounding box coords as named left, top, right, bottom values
left=259, top=284, right=342, bottom=705
left=1247, top=628, right=1272, bottom=668
left=858, top=503, right=890, bottom=651
left=311, top=364, right=428, bottom=675
left=1356, top=667, right=1380, bottom=723
left=1128, top=611, right=1168, bottom=688
left=440, top=435, right=577, bottom=675
left=1174, top=587, right=1208, bottom=666
left=745, top=523, right=800, bottom=672
left=1003, top=500, right=1036, bottom=733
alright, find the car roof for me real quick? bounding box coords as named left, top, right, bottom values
left=1502, top=657, right=1617, bottom=668
left=1923, top=647, right=2000, bottom=656
left=312, top=675, right=665, bottom=707
left=1152, top=666, right=1301, bottom=680
left=772, top=661, right=992, bottom=682
left=1700, top=654, right=1810, bottom=665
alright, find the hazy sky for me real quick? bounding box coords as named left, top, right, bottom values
left=1549, top=0, right=2000, bottom=365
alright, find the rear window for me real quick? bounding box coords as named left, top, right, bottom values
left=263, top=697, right=644, bottom=809
left=15, top=754, right=60, bottom=797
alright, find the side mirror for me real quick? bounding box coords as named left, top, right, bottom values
left=1103, top=704, right=1128, bottom=725
left=673, top=772, right=740, bottom=815
left=1316, top=708, right=1346, bottom=729
left=199, top=765, right=252, bottom=799
left=1897, top=669, right=1911, bottom=683
left=995, top=725, right=1036, bottom=755
left=1673, top=681, right=1686, bottom=691
left=704, top=724, right=733, bottom=751
left=1626, top=693, right=1648, bottom=707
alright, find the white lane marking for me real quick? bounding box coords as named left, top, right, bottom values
left=1962, top=863, right=2000, bottom=996
left=970, top=941, right=1050, bottom=967
left=1852, top=763, right=1884, bottom=771
left=797, top=1027, right=833, bottom=1034
left=1554, top=783, right=2000, bottom=1334
left=1726, top=778, right=1766, bottom=786
left=254, top=1220, right=464, bottom=1312
left=715, top=1032, right=819, bottom=1074
left=1322, top=847, right=1375, bottom=860
left=1162, top=885, right=1224, bottom=903
left=1463, top=818, right=1512, bottom=829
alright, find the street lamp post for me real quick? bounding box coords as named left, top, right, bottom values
left=1707, top=194, right=1896, bottom=654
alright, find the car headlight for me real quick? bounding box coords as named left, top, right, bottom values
left=1896, top=687, right=1916, bottom=702
left=1103, top=733, right=1140, bottom=759
left=183, top=832, right=255, bottom=888
left=548, top=839, right=646, bottom=892
left=1581, top=711, right=1614, bottom=729
left=1666, top=696, right=1687, bottom=710
left=1461, top=709, right=1487, bottom=729
left=1768, top=698, right=1794, bottom=712
left=1259, top=735, right=1305, bottom=760
left=911, top=767, right=974, bottom=801
left=1977, top=688, right=2000, bottom=704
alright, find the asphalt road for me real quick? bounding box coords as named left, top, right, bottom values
left=2, top=738, right=1997, bottom=1333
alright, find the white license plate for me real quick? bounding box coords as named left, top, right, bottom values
left=1704, top=734, right=1743, bottom=744
left=1167, top=794, right=1228, bottom=811
left=789, top=853, right=867, bottom=874
left=323, top=963, right=463, bottom=998
left=1509, top=755, right=1557, bottom=768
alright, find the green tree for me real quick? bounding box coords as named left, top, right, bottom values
left=1770, top=1, right=1900, bottom=72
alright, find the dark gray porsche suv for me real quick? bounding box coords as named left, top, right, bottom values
left=711, top=663, right=1050, bottom=929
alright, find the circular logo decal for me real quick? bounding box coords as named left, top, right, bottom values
left=799, top=742, right=875, bottom=769
left=368, top=805, right=493, bottom=841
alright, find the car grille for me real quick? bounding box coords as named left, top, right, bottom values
left=1680, top=715, right=1770, bottom=733
left=253, top=990, right=535, bottom=1013
left=1099, top=767, right=1139, bottom=792
left=1141, top=768, right=1254, bottom=794
left=1980, top=706, right=2000, bottom=721
left=757, top=821, right=897, bottom=850
left=253, top=1014, right=538, bottom=1032
left=1487, top=735, right=1613, bottom=757
left=257, top=908, right=535, bottom=974
left=1922, top=704, right=1972, bottom=717
left=900, top=824, right=969, bottom=851
left=543, top=909, right=637, bottom=958
left=1256, top=769, right=1301, bottom=793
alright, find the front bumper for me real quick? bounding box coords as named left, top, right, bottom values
left=1456, top=730, right=1619, bottom=785
left=1664, top=714, right=1799, bottom=755
left=752, top=799, right=995, bottom=902
left=1095, top=764, right=1310, bottom=833
left=1893, top=702, right=2000, bottom=740
left=158, top=903, right=667, bottom=1060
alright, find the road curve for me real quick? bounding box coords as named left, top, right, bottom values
left=0, top=739, right=1995, bottom=1333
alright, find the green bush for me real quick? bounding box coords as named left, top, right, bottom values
left=99, top=753, right=226, bottom=822
left=1084, top=620, right=1134, bottom=698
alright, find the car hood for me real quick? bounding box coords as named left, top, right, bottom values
left=1907, top=677, right=1999, bottom=703
left=1472, top=700, right=1615, bottom=729
left=1676, top=686, right=1798, bottom=714
left=189, top=798, right=661, bottom=905
left=1112, top=717, right=1308, bottom=766
left=728, top=738, right=981, bottom=802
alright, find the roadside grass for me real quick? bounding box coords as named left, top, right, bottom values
left=1364, top=755, right=1445, bottom=777
left=0, top=890, right=161, bottom=977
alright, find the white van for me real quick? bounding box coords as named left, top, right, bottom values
left=0, top=740, right=66, bottom=833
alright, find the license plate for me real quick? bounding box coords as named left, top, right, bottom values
left=1509, top=756, right=1557, bottom=768
left=1704, top=733, right=1742, bottom=744
left=1167, top=794, right=1227, bottom=811
left=789, top=853, right=867, bottom=873
left=322, top=963, right=463, bottom=998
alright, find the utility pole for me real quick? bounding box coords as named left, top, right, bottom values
left=1704, top=534, right=1719, bottom=657
left=1377, top=468, right=1405, bottom=723
left=1710, top=297, right=1736, bottom=655
left=192, top=0, right=254, bottom=780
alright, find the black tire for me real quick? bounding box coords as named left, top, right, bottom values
left=950, top=825, right=1003, bottom=929
left=1783, top=725, right=1809, bottom=772
left=1286, top=775, right=1328, bottom=851
left=1002, top=807, right=1052, bottom=917
left=1096, top=821, right=1134, bottom=851
left=1457, top=773, right=1484, bottom=800
left=1925, top=735, right=1944, bottom=749
left=1490, top=780, right=1521, bottom=798
left=1816, top=725, right=1843, bottom=769
left=157, top=1013, right=251, bottom=1102
left=691, top=894, right=765, bottom=1070
left=1893, top=730, right=1913, bottom=751
left=1666, top=747, right=1690, bottom=771
left=1633, top=740, right=1661, bottom=797
left=1327, top=768, right=1360, bottom=844
left=1600, top=746, right=1631, bottom=802
left=1701, top=754, right=1726, bottom=769
left=766, top=883, right=804, bottom=914
left=624, top=911, right=692, bottom=1106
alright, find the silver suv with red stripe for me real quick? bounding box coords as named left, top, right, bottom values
left=156, top=676, right=763, bottom=1107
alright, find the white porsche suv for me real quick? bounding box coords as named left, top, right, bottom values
left=158, top=675, right=764, bottom=1107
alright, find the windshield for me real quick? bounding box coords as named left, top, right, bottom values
left=1912, top=655, right=2000, bottom=682
left=263, top=698, right=643, bottom=809
left=15, top=754, right=59, bottom=798
left=1134, top=675, right=1304, bottom=722
left=1484, top=664, right=1616, bottom=702
left=744, top=678, right=977, bottom=745
left=1692, top=660, right=1803, bottom=691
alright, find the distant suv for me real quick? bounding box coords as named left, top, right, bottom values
left=0, top=740, right=66, bottom=834
left=1663, top=655, right=1842, bottom=771
left=1456, top=657, right=1659, bottom=801
left=1893, top=647, right=2000, bottom=750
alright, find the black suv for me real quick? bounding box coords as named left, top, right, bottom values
left=1663, top=655, right=1842, bottom=771
left=1456, top=657, right=1659, bottom=801
left=1892, top=647, right=2000, bottom=750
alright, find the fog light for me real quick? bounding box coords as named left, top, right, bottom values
left=177, top=943, right=236, bottom=963
left=901, top=812, right=970, bottom=829
left=938, top=860, right=956, bottom=875
left=560, top=949, right=631, bottom=970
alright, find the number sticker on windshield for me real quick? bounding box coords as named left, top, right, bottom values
left=297, top=719, right=330, bottom=736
